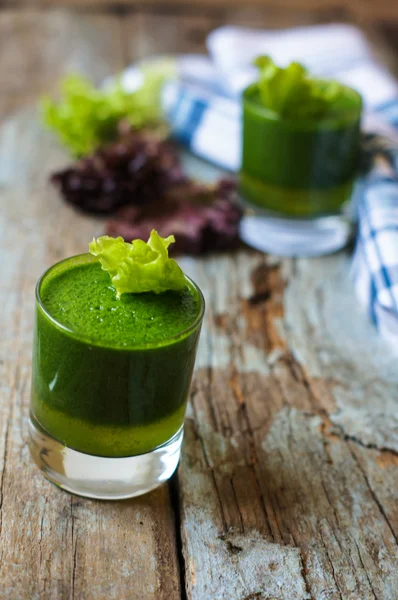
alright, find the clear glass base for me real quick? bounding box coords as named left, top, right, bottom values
left=29, top=414, right=183, bottom=500
left=239, top=212, right=352, bottom=257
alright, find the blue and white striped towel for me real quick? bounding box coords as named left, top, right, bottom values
left=121, top=24, right=398, bottom=342
left=352, top=136, right=398, bottom=342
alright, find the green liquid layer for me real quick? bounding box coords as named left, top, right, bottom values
left=40, top=261, right=200, bottom=348
left=31, top=255, right=203, bottom=457
left=240, top=84, right=362, bottom=217
left=240, top=172, right=354, bottom=217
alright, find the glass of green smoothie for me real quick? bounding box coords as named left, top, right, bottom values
left=29, top=231, right=204, bottom=499
left=239, top=56, right=363, bottom=256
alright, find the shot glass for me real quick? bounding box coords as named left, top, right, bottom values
left=29, top=254, right=205, bottom=500
left=239, top=82, right=363, bottom=256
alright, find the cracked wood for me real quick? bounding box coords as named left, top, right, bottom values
left=1, top=7, right=398, bottom=600
left=177, top=246, right=398, bottom=599
left=0, top=10, right=180, bottom=600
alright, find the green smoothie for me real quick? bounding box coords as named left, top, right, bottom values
left=240, top=59, right=363, bottom=217
left=31, top=253, right=204, bottom=458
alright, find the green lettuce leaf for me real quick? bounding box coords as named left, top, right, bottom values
left=89, top=230, right=186, bottom=298
left=254, top=56, right=343, bottom=119
left=41, top=60, right=175, bottom=157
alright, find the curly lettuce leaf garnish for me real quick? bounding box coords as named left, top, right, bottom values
left=41, top=61, right=175, bottom=157
left=254, top=56, right=343, bottom=119
left=89, top=230, right=186, bottom=298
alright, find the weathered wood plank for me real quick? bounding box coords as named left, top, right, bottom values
left=176, top=247, right=398, bottom=599
left=2, top=7, right=398, bottom=600
left=0, top=10, right=180, bottom=599
left=122, top=8, right=356, bottom=61
left=371, top=23, right=398, bottom=79
left=0, top=9, right=125, bottom=121
left=349, top=443, right=398, bottom=542
left=223, top=5, right=352, bottom=28
left=122, top=11, right=222, bottom=60
left=3, top=0, right=398, bottom=24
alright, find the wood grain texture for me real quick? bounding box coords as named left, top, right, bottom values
left=175, top=244, right=398, bottom=599
left=121, top=8, right=357, bottom=61
left=1, top=7, right=398, bottom=600
left=122, top=12, right=222, bottom=60
left=2, top=0, right=398, bottom=24
left=0, top=10, right=180, bottom=599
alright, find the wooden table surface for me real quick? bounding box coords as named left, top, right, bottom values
left=1, top=6, right=398, bottom=600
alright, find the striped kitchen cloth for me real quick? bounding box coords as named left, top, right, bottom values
left=160, top=24, right=398, bottom=171
left=120, top=24, right=398, bottom=342
left=351, top=135, right=398, bottom=343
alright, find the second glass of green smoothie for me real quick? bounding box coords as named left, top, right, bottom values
left=29, top=234, right=205, bottom=500
left=240, top=83, right=362, bottom=216
left=239, top=57, right=363, bottom=256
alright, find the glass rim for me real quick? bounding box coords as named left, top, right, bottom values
left=243, top=82, right=363, bottom=130
left=35, top=253, right=205, bottom=351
